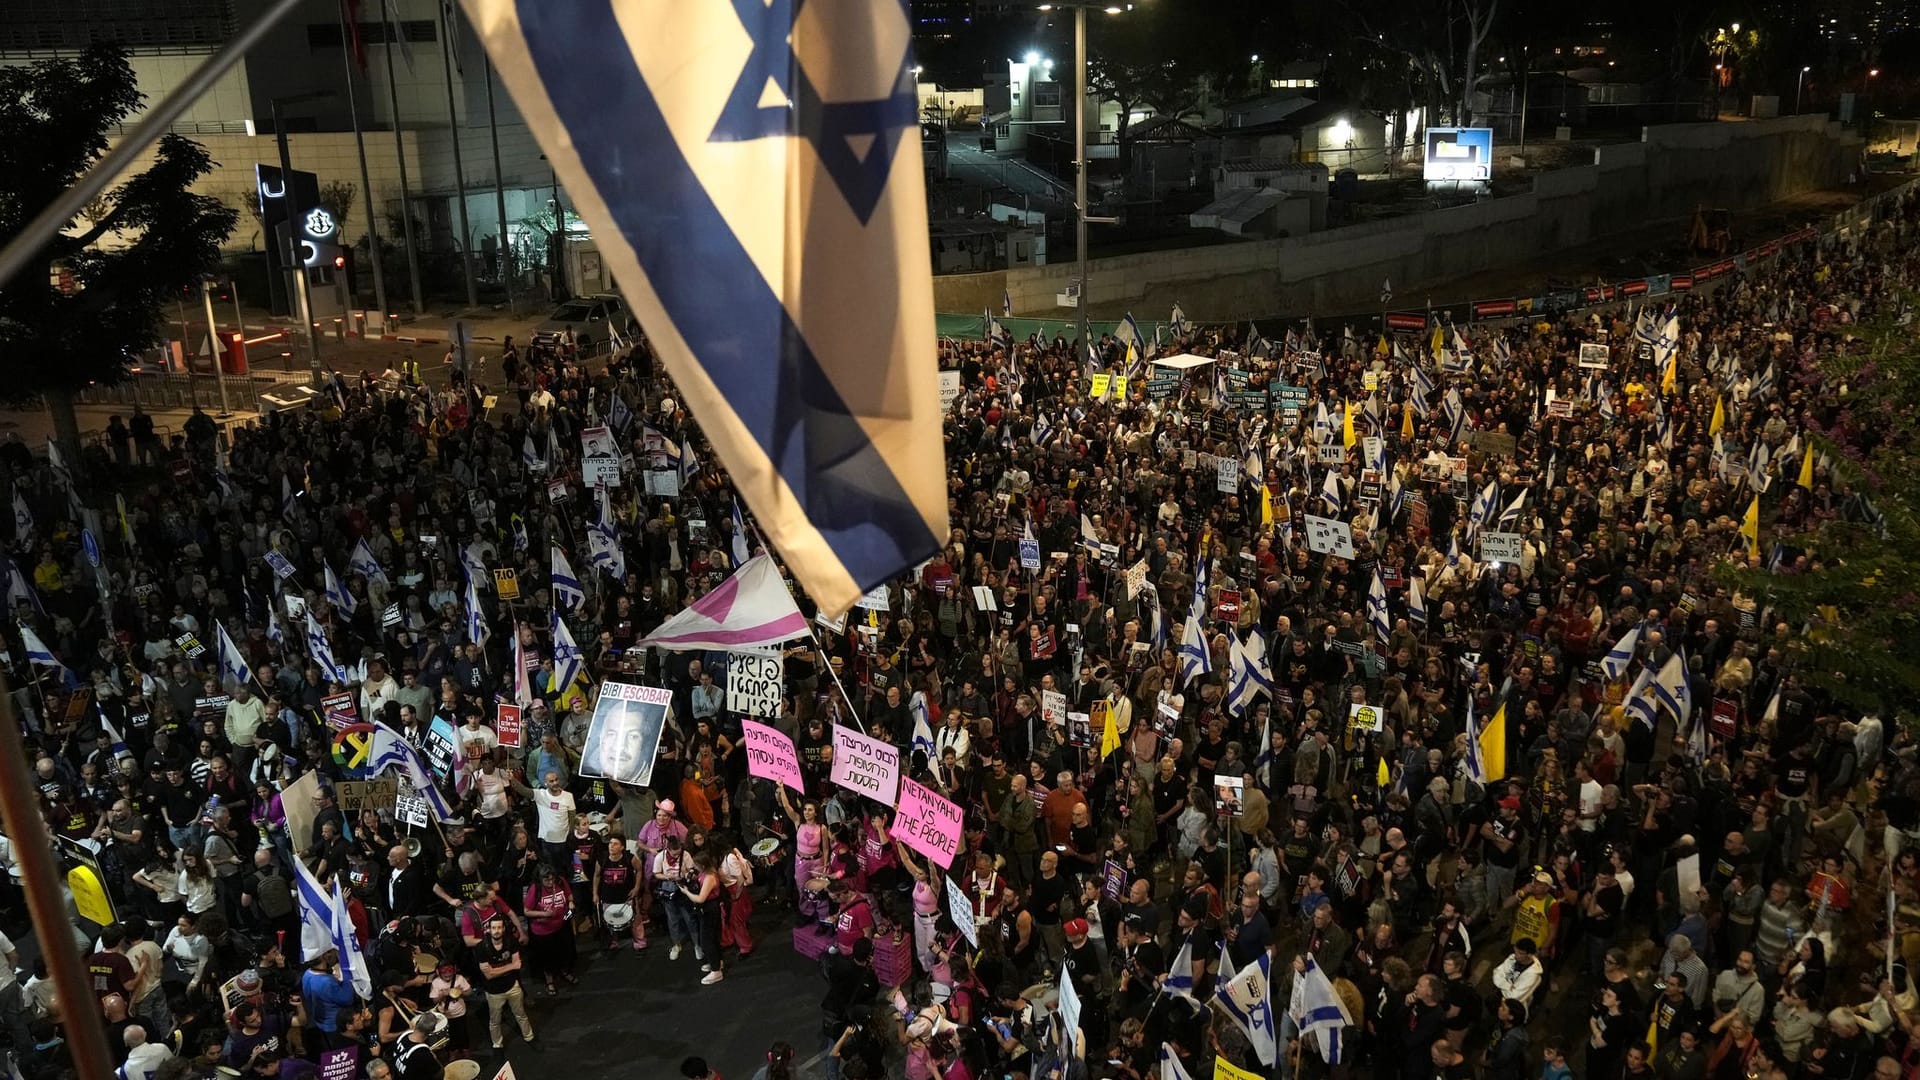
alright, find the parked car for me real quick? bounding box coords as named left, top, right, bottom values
left=530, top=293, right=635, bottom=354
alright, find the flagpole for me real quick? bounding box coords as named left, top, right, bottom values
left=739, top=513, right=867, bottom=734
left=0, top=676, right=116, bottom=1080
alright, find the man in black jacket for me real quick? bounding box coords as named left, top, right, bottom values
left=386, top=843, right=432, bottom=920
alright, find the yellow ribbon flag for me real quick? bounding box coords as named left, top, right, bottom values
left=1097, top=698, right=1121, bottom=760
left=1261, top=485, right=1274, bottom=528
left=1401, top=401, right=1416, bottom=439
left=1479, top=702, right=1508, bottom=782
left=1429, top=323, right=1444, bottom=357
left=1342, top=402, right=1357, bottom=448
left=1661, top=352, right=1678, bottom=396
left=1741, top=495, right=1761, bottom=558
left=1709, top=396, right=1725, bottom=435
left=1797, top=443, right=1815, bottom=489
left=1376, top=756, right=1391, bottom=788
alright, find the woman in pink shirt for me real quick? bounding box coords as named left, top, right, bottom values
left=522, top=862, right=575, bottom=995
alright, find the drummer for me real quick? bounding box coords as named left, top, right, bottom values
left=592, top=834, right=645, bottom=953
left=427, top=959, right=476, bottom=1060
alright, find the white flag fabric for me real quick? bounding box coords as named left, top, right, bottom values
left=290, top=853, right=337, bottom=962
left=1287, top=956, right=1351, bottom=1065
left=632, top=555, right=806, bottom=652
left=305, top=612, right=346, bottom=683
left=330, top=877, right=373, bottom=1000
left=551, top=544, right=586, bottom=613
left=349, top=538, right=388, bottom=586
left=215, top=622, right=252, bottom=690
left=18, top=624, right=61, bottom=670
left=1215, top=952, right=1278, bottom=1065
left=323, top=562, right=357, bottom=617
left=369, top=721, right=455, bottom=821
left=1161, top=934, right=1196, bottom=999
left=1157, top=1042, right=1194, bottom=1080
left=461, top=0, right=948, bottom=617
left=1602, top=625, right=1641, bottom=681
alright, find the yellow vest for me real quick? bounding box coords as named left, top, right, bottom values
left=1512, top=893, right=1555, bottom=949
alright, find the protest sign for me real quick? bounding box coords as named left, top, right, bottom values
left=1041, top=689, right=1068, bottom=727
left=830, top=723, right=902, bottom=805
left=971, top=585, right=997, bottom=612
left=335, top=777, right=398, bottom=813
left=1216, top=456, right=1240, bottom=493
left=320, top=691, right=358, bottom=730
left=1479, top=531, right=1524, bottom=563
left=393, top=777, right=429, bottom=828
left=894, top=777, right=964, bottom=869
left=945, top=874, right=979, bottom=947
left=1103, top=860, right=1128, bottom=901
left=741, top=720, right=806, bottom=793
left=264, top=551, right=297, bottom=580
left=1578, top=342, right=1611, bottom=369
left=578, top=682, right=673, bottom=785
left=642, top=469, right=677, bottom=496
left=1019, top=533, right=1041, bottom=570
left=175, top=633, right=206, bottom=660
left=854, top=584, right=890, bottom=612
left=492, top=567, right=520, bottom=600
left=726, top=653, right=783, bottom=716
left=496, top=703, right=523, bottom=748
left=938, top=370, right=963, bottom=412
left=1303, top=515, right=1356, bottom=559
left=1349, top=702, right=1385, bottom=733
left=423, top=718, right=458, bottom=777
left=1125, top=559, right=1149, bottom=599
left=318, top=1046, right=360, bottom=1080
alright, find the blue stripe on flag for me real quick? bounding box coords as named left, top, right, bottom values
left=514, top=0, right=938, bottom=589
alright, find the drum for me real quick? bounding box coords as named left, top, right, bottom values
left=413, top=951, right=440, bottom=975
left=444, top=1060, right=483, bottom=1080
left=750, top=837, right=786, bottom=868
left=419, top=1009, right=451, bottom=1051
left=602, top=902, right=634, bottom=932
left=587, top=811, right=610, bottom=836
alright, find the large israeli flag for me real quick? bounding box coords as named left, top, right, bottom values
left=463, top=0, right=948, bottom=618
left=551, top=544, right=586, bottom=613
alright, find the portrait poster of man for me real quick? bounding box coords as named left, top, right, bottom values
left=578, top=681, right=674, bottom=785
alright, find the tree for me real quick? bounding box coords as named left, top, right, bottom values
left=0, top=46, right=237, bottom=459
left=1723, top=310, right=1920, bottom=719
left=1084, top=4, right=1242, bottom=172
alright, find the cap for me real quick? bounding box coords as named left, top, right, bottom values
left=1532, top=870, right=1554, bottom=885
left=1063, top=918, right=1089, bottom=937
left=1498, top=796, right=1522, bottom=811
left=1122, top=913, right=1148, bottom=931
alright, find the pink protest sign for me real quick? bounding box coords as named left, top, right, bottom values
left=831, top=723, right=901, bottom=806
left=893, top=777, right=964, bottom=869
left=741, top=720, right=806, bottom=794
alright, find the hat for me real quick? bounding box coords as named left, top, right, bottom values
left=1122, top=913, right=1148, bottom=931
left=1063, top=918, right=1089, bottom=938
left=657, top=799, right=676, bottom=814
left=1532, top=869, right=1554, bottom=885
left=1498, top=796, right=1522, bottom=811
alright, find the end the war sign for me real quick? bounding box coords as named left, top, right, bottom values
left=741, top=720, right=806, bottom=793
left=894, top=777, right=964, bottom=869
left=830, top=723, right=901, bottom=806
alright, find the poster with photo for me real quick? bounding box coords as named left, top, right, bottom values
left=578, top=681, right=673, bottom=786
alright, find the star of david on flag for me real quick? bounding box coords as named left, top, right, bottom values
left=461, top=0, right=948, bottom=618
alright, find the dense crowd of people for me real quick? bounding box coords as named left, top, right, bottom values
left=0, top=179, right=1916, bottom=1080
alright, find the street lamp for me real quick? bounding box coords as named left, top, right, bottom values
left=269, top=90, right=335, bottom=382
left=1796, top=66, right=1810, bottom=113
left=1037, top=1, right=1136, bottom=359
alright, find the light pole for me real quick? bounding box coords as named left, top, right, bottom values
left=1039, top=2, right=1132, bottom=360
left=269, top=91, right=333, bottom=382
left=1796, top=66, right=1811, bottom=114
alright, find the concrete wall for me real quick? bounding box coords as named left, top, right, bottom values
left=948, top=114, right=1859, bottom=321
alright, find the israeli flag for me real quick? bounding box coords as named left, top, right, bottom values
left=330, top=877, right=373, bottom=1000
left=267, top=606, right=287, bottom=648
left=1747, top=438, right=1773, bottom=492
left=1002, top=289, right=1011, bottom=317
left=2, top=558, right=45, bottom=619
left=1409, top=363, right=1434, bottom=416
left=1406, top=574, right=1427, bottom=626
left=1177, top=615, right=1211, bottom=689
left=731, top=498, right=753, bottom=566
left=680, top=435, right=701, bottom=486
left=1462, top=698, right=1487, bottom=786
left=522, top=433, right=544, bottom=473
left=909, top=691, right=936, bottom=762
left=1319, top=470, right=1342, bottom=513
left=608, top=391, right=634, bottom=434
left=550, top=610, right=583, bottom=693
left=1157, top=1043, right=1194, bottom=1080
left=369, top=721, right=456, bottom=821
left=215, top=622, right=252, bottom=690
left=1625, top=666, right=1659, bottom=731
left=1752, top=361, right=1777, bottom=400
left=1467, top=480, right=1499, bottom=535
left=1288, top=956, right=1351, bottom=1065
left=587, top=491, right=627, bottom=581
left=551, top=544, right=586, bottom=613
left=18, top=624, right=61, bottom=671
left=349, top=538, right=388, bottom=587
left=1653, top=314, right=1681, bottom=373
left=280, top=473, right=299, bottom=520
left=1216, top=951, right=1278, bottom=1065
left=1601, top=625, right=1640, bottom=681
left=1653, top=647, right=1692, bottom=724
left=323, top=562, right=357, bottom=617
left=1170, top=303, right=1188, bottom=335
left=1226, top=630, right=1273, bottom=718
left=1366, top=569, right=1391, bottom=648
left=1161, top=934, right=1196, bottom=999
left=98, top=712, right=133, bottom=764
left=1497, top=490, right=1527, bottom=530
left=305, top=611, right=346, bottom=684
left=462, top=0, right=947, bottom=620
left=464, top=576, right=489, bottom=645
left=290, top=850, right=338, bottom=961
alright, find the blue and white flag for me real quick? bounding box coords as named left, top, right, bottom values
left=1467, top=479, right=1499, bottom=536
left=1226, top=630, right=1273, bottom=718
left=323, top=562, right=357, bottom=617
left=267, top=606, right=287, bottom=648
left=18, top=624, right=61, bottom=672
left=349, top=538, right=388, bottom=587
left=730, top=498, right=752, bottom=567
left=1625, top=666, right=1659, bottom=731
left=98, top=712, right=133, bottom=764
left=1177, top=616, right=1211, bottom=689
left=215, top=622, right=252, bottom=690
left=464, top=576, right=489, bottom=645
left=1161, top=934, right=1196, bottom=999
left=608, top=392, right=634, bottom=434
left=461, top=0, right=948, bottom=618
left=1653, top=647, right=1692, bottom=724
left=1366, top=569, right=1391, bottom=648
left=909, top=690, right=936, bottom=761
left=1406, top=574, right=1427, bottom=626
left=522, top=433, right=544, bottom=472
left=305, top=611, right=346, bottom=684
left=1601, top=625, right=1640, bottom=681
left=551, top=544, right=586, bottom=613
left=1288, top=956, right=1352, bottom=1065
left=550, top=610, right=583, bottom=693
left=587, top=492, right=627, bottom=582
left=1156, top=1043, right=1194, bottom=1080
left=369, top=720, right=456, bottom=821
left=1169, top=303, right=1188, bottom=336
left=2, top=558, right=44, bottom=618
left=1216, top=952, right=1278, bottom=1066
left=330, top=877, right=373, bottom=1000
left=290, top=849, right=338, bottom=962
left=1462, top=698, right=1488, bottom=786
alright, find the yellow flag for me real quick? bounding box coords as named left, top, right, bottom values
left=1097, top=698, right=1121, bottom=760
left=1479, top=702, right=1508, bottom=782
left=1646, top=1013, right=1661, bottom=1055
left=1429, top=324, right=1444, bottom=356
left=1342, top=402, right=1357, bottom=448
left=1709, top=396, right=1725, bottom=435
left=1261, top=485, right=1273, bottom=528
left=1741, top=495, right=1761, bottom=558
left=1376, top=756, right=1391, bottom=788
left=1401, top=401, right=1416, bottom=439
left=1661, top=352, right=1677, bottom=396
left=1797, top=443, right=1814, bottom=489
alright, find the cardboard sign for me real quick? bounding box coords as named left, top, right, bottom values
left=742, top=719, right=806, bottom=793
left=579, top=682, right=673, bottom=785
left=1303, top=515, right=1356, bottom=559
left=1019, top=534, right=1041, bottom=571
left=1578, top=342, right=1610, bottom=369
left=1215, top=456, right=1240, bottom=493
left=492, top=567, right=520, bottom=600
left=334, top=777, right=398, bottom=813
left=1102, top=859, right=1128, bottom=901
left=893, top=776, right=963, bottom=869
left=496, top=703, right=523, bottom=748
left=830, top=723, right=901, bottom=805
left=1479, top=531, right=1524, bottom=563
left=944, top=874, right=979, bottom=947
left=1041, top=689, right=1068, bottom=728
left=854, top=584, right=890, bottom=612
left=726, top=653, right=783, bottom=717
left=1125, top=559, right=1149, bottom=600
left=321, top=692, right=358, bottom=731
left=1348, top=702, right=1384, bottom=733
left=938, top=370, right=963, bottom=412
